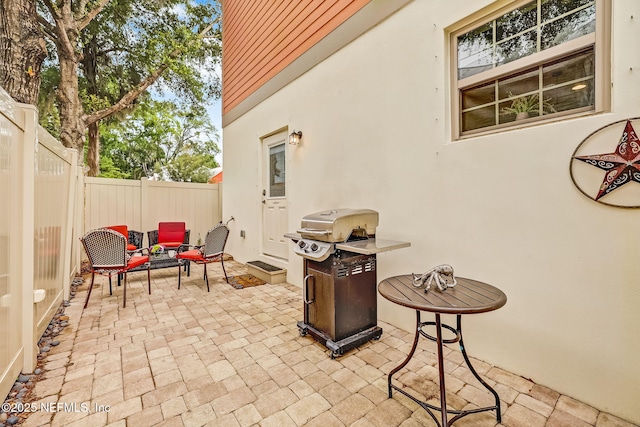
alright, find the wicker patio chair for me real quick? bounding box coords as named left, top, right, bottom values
left=81, top=228, right=151, bottom=309
left=176, top=223, right=229, bottom=292
left=104, top=225, right=143, bottom=251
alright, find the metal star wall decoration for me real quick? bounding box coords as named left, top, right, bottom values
left=573, top=120, right=640, bottom=200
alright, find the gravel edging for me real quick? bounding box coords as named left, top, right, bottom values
left=0, top=275, right=84, bottom=427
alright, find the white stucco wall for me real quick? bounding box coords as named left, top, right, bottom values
left=222, top=0, right=640, bottom=423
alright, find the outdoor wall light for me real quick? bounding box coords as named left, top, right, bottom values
left=289, top=130, right=302, bottom=145
left=572, top=83, right=587, bottom=91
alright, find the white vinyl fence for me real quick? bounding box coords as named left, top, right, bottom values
left=0, top=87, right=80, bottom=402
left=84, top=177, right=223, bottom=247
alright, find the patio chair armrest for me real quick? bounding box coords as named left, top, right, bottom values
left=207, top=251, right=224, bottom=260
left=127, top=247, right=149, bottom=256
left=177, top=244, right=198, bottom=255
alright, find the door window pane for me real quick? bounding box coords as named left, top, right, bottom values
left=269, top=143, right=285, bottom=197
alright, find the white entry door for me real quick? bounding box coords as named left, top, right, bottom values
left=262, top=132, right=288, bottom=260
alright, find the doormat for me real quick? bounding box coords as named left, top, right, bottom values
left=228, top=274, right=267, bottom=289
left=246, top=260, right=283, bottom=272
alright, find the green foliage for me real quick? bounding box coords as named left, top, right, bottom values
left=165, top=154, right=216, bottom=183
left=98, top=157, right=131, bottom=179
left=37, top=64, right=61, bottom=137
left=500, top=92, right=556, bottom=115
left=35, top=0, right=222, bottom=172
left=100, top=98, right=220, bottom=182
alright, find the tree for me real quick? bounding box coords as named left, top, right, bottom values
left=0, top=0, right=47, bottom=104
left=2, top=0, right=221, bottom=175
left=100, top=98, right=219, bottom=182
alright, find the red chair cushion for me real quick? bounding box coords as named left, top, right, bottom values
left=106, top=225, right=128, bottom=238
left=106, top=225, right=138, bottom=250
left=176, top=249, right=204, bottom=262
left=127, top=255, right=149, bottom=269
left=160, top=241, right=184, bottom=249
left=158, top=222, right=186, bottom=245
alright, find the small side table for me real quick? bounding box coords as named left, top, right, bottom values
left=378, top=275, right=507, bottom=427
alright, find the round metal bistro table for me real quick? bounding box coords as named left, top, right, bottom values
left=378, top=275, right=507, bottom=427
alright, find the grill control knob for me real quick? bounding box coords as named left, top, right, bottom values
left=310, top=243, right=318, bottom=252
left=298, top=241, right=307, bottom=249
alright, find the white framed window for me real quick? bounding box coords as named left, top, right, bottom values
left=451, top=0, right=610, bottom=138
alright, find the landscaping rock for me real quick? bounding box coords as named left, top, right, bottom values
left=0, top=274, right=84, bottom=426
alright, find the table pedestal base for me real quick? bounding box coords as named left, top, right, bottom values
left=388, top=311, right=501, bottom=426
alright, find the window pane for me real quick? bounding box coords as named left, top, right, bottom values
left=500, top=94, right=540, bottom=123
left=458, top=23, right=493, bottom=79
left=498, top=68, right=539, bottom=100
left=269, top=144, right=285, bottom=197
left=541, top=4, right=595, bottom=49
left=462, top=83, right=495, bottom=109
left=496, top=1, right=537, bottom=41
left=543, top=49, right=594, bottom=87
left=544, top=83, right=593, bottom=113
left=496, top=29, right=537, bottom=65
left=499, top=98, right=540, bottom=124
left=462, top=105, right=496, bottom=132
left=541, top=0, right=594, bottom=22
left=542, top=49, right=594, bottom=112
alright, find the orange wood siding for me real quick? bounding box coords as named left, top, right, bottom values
left=222, top=0, right=371, bottom=115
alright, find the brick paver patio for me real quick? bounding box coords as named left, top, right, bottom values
left=19, top=260, right=636, bottom=427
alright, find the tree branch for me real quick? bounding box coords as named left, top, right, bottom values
left=84, top=17, right=220, bottom=126
left=84, top=65, right=167, bottom=125
left=76, top=0, right=111, bottom=31
left=76, top=0, right=89, bottom=16
left=41, top=0, right=60, bottom=19
left=37, top=15, right=57, bottom=41
left=41, top=0, right=78, bottom=58
left=97, top=47, right=131, bottom=57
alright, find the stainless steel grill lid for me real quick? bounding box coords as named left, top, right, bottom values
left=297, top=208, right=379, bottom=242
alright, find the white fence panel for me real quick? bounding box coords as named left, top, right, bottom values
left=33, top=131, right=77, bottom=339
left=84, top=177, right=222, bottom=248
left=0, top=88, right=24, bottom=405
left=143, top=180, right=222, bottom=245
left=84, top=178, right=142, bottom=232
left=0, top=86, right=79, bottom=402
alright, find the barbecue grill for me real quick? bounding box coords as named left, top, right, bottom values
left=286, top=208, right=410, bottom=358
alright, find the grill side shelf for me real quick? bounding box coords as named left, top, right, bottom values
left=335, top=238, right=410, bottom=255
